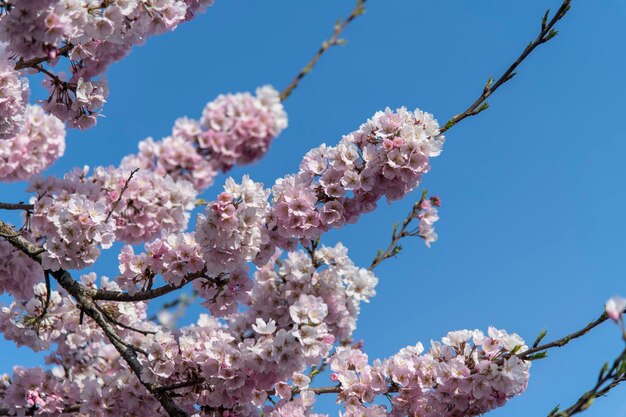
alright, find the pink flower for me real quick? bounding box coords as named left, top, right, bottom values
left=606, top=296, right=626, bottom=322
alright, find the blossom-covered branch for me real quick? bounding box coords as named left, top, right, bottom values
left=369, top=191, right=440, bottom=271
left=371, top=0, right=573, bottom=270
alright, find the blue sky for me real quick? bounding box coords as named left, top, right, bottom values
left=1, top=0, right=626, bottom=416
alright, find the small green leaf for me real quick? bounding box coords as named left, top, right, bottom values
left=532, top=328, right=547, bottom=348
left=542, top=9, right=550, bottom=30
left=548, top=405, right=560, bottom=416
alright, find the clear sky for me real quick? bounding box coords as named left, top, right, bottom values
left=1, top=1, right=626, bottom=416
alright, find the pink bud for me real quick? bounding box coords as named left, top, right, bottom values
left=606, top=296, right=626, bottom=322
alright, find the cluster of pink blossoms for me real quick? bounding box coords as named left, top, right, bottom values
left=330, top=328, right=530, bottom=417
left=121, top=86, right=288, bottom=191
left=0, top=105, right=66, bottom=181
left=91, top=166, right=197, bottom=244
left=0, top=44, right=28, bottom=140
left=118, top=232, right=204, bottom=293
left=267, top=107, right=444, bottom=246
left=196, top=176, right=271, bottom=275
left=233, top=243, right=378, bottom=343
left=0, top=88, right=539, bottom=417
left=0, top=239, right=44, bottom=301
left=1, top=274, right=159, bottom=415
left=28, top=172, right=116, bottom=271
left=26, top=164, right=197, bottom=270
left=0, top=282, right=72, bottom=351
left=200, top=85, right=289, bottom=171
left=0, top=0, right=214, bottom=128
left=417, top=196, right=441, bottom=247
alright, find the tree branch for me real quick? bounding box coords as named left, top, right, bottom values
left=368, top=191, right=429, bottom=271
left=441, top=0, right=572, bottom=133
left=519, top=312, right=611, bottom=360
left=13, top=43, right=74, bottom=71
left=92, top=269, right=207, bottom=302
left=0, top=219, right=189, bottom=417
left=280, top=0, right=366, bottom=101
left=0, top=202, right=34, bottom=211
left=547, top=345, right=626, bottom=417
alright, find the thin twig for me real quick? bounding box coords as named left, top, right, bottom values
left=13, top=43, right=74, bottom=71
left=519, top=312, right=611, bottom=360
left=440, top=0, right=572, bottom=133
left=94, top=302, right=157, bottom=336
left=368, top=191, right=428, bottom=271
left=105, top=168, right=139, bottom=222
left=280, top=0, right=366, bottom=101
left=547, top=345, right=626, bottom=417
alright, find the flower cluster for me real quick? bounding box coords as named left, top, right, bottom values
left=92, top=166, right=197, bottom=244
left=0, top=239, right=44, bottom=301
left=0, top=367, right=78, bottom=416
left=330, top=328, right=531, bottom=417
left=200, top=85, right=288, bottom=171
left=0, top=283, right=72, bottom=351
left=0, top=46, right=28, bottom=140
left=0, top=0, right=214, bottom=128
left=121, top=131, right=219, bottom=192
left=121, top=86, right=288, bottom=192
left=416, top=195, right=441, bottom=247
left=29, top=173, right=116, bottom=271
left=268, top=107, right=444, bottom=244
left=0, top=105, right=66, bottom=182
left=43, top=76, right=108, bottom=130
left=196, top=176, right=271, bottom=275
left=235, top=243, right=378, bottom=345
left=606, top=296, right=626, bottom=323
left=117, top=233, right=204, bottom=293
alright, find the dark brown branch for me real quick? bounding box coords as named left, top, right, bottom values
left=519, top=312, right=611, bottom=360
left=13, top=43, right=74, bottom=71
left=440, top=0, right=572, bottom=132
left=280, top=0, right=366, bottom=101
left=0, top=219, right=188, bottom=417
left=92, top=269, right=207, bottom=302
left=0, top=202, right=34, bottom=211
left=0, top=404, right=81, bottom=416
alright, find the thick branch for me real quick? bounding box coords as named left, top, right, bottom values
left=280, top=0, right=366, bottom=101
left=0, top=202, right=34, bottom=211
left=0, top=220, right=188, bottom=417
